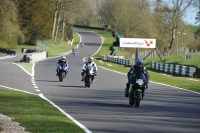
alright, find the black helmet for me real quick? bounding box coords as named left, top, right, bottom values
left=136, top=58, right=143, bottom=65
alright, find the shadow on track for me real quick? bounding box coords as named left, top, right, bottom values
left=56, top=85, right=86, bottom=88
left=36, top=80, right=59, bottom=82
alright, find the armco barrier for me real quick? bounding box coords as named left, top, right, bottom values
left=100, top=55, right=132, bottom=66
left=151, top=61, right=196, bottom=77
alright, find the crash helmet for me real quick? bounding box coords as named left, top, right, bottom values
left=62, top=55, right=66, bottom=60
left=136, top=58, right=143, bottom=65
left=88, top=56, right=94, bottom=63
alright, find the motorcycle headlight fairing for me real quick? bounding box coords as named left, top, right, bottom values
left=136, top=79, right=144, bottom=86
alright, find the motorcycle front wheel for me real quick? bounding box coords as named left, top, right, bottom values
left=86, top=76, right=91, bottom=88
left=135, top=91, right=141, bottom=107
left=59, top=71, right=64, bottom=82
left=129, top=98, right=135, bottom=105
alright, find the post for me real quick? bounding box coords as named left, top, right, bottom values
left=135, top=48, right=138, bottom=63
left=182, top=33, right=186, bottom=58
left=177, top=31, right=180, bottom=55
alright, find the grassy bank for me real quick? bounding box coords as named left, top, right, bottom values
left=0, top=90, right=84, bottom=133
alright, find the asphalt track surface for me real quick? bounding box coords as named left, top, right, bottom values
left=0, top=29, right=200, bottom=133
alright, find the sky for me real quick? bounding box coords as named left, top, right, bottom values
left=184, top=7, right=199, bottom=25
left=165, top=0, right=199, bottom=25
left=149, top=0, right=199, bottom=25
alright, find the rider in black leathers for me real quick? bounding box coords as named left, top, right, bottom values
left=56, top=55, right=68, bottom=75
left=125, top=58, right=149, bottom=98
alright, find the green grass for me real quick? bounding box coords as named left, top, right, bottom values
left=16, top=62, right=33, bottom=75
left=144, top=55, right=200, bottom=68
left=0, top=52, right=6, bottom=55
left=72, top=32, right=81, bottom=48
left=0, top=36, right=17, bottom=49
left=0, top=90, right=84, bottom=133
left=47, top=33, right=80, bottom=57
left=47, top=40, right=71, bottom=57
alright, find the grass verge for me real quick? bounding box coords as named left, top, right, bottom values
left=0, top=90, right=84, bottom=133
left=16, top=62, right=33, bottom=75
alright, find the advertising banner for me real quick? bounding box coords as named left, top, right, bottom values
left=120, top=38, right=156, bottom=48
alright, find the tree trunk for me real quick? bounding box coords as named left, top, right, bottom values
left=54, top=16, right=60, bottom=43
left=62, top=2, right=66, bottom=41
left=52, top=1, right=59, bottom=39
left=62, top=18, right=65, bottom=40
left=54, top=1, right=62, bottom=43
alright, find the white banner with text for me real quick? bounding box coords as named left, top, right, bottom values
left=120, top=38, right=156, bottom=48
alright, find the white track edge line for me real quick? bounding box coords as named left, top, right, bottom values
left=0, top=84, right=37, bottom=95
left=39, top=93, right=92, bottom=133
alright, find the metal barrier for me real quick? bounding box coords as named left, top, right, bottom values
left=151, top=61, right=196, bottom=77
left=100, top=55, right=132, bottom=66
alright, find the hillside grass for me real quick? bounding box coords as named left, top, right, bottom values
left=0, top=36, right=17, bottom=49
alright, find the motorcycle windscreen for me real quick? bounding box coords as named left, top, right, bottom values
left=134, top=72, right=147, bottom=84
left=60, top=62, right=67, bottom=67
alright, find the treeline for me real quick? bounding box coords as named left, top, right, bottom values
left=0, top=0, right=199, bottom=53
left=77, top=0, right=200, bottom=54
left=0, top=0, right=84, bottom=49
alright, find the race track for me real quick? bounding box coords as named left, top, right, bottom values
left=0, top=29, right=200, bottom=133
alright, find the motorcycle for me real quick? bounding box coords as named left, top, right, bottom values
left=81, top=43, right=84, bottom=47
left=72, top=50, right=76, bottom=56
left=84, top=64, right=96, bottom=88
left=57, top=63, right=68, bottom=82
left=128, top=72, right=147, bottom=107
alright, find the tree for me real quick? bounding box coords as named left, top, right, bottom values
left=52, top=0, right=82, bottom=43
left=17, top=0, right=55, bottom=45
left=0, top=0, right=24, bottom=48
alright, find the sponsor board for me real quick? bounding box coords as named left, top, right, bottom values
left=120, top=38, right=156, bottom=48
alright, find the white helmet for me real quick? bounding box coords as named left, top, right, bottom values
left=88, top=56, right=94, bottom=63
left=62, top=55, right=66, bottom=60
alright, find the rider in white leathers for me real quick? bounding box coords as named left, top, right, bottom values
left=81, top=56, right=97, bottom=82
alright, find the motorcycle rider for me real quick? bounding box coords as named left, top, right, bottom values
left=72, top=48, right=76, bottom=53
left=80, top=41, right=84, bottom=47
left=124, top=58, right=149, bottom=98
left=56, top=55, right=68, bottom=76
left=81, top=56, right=97, bottom=82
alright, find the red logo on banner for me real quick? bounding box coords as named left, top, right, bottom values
left=145, top=40, right=153, bottom=46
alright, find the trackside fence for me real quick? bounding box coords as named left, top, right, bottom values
left=100, top=55, right=133, bottom=66
left=100, top=55, right=197, bottom=77
left=151, top=61, right=196, bottom=77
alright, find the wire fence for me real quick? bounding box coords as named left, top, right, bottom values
left=36, top=40, right=48, bottom=52
left=131, top=47, right=200, bottom=60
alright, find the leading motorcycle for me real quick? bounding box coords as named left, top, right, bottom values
left=57, top=63, right=68, bottom=82
left=128, top=72, right=147, bottom=107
